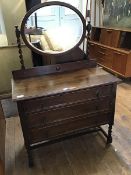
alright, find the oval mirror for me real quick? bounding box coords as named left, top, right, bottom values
left=21, top=1, right=86, bottom=55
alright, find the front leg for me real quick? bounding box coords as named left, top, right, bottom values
left=27, top=149, right=34, bottom=167
left=107, top=123, right=113, bottom=144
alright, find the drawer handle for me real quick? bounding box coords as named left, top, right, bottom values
left=98, top=51, right=108, bottom=56
left=45, top=132, right=48, bottom=138
left=100, top=47, right=106, bottom=50
left=40, top=104, right=44, bottom=109
left=56, top=66, right=61, bottom=71
left=109, top=101, right=114, bottom=107
left=90, top=43, right=94, bottom=46
left=106, top=30, right=112, bottom=33
left=43, top=117, right=46, bottom=125
left=95, top=105, right=99, bottom=110
left=98, top=58, right=104, bottom=61
left=96, top=91, right=100, bottom=98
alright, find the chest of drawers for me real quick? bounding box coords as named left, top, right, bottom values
left=12, top=67, right=119, bottom=166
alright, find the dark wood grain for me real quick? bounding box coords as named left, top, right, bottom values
left=29, top=111, right=112, bottom=144
left=21, top=84, right=113, bottom=114
left=25, top=97, right=112, bottom=129
left=12, top=60, right=96, bottom=80
left=12, top=67, right=118, bottom=101
left=12, top=67, right=119, bottom=166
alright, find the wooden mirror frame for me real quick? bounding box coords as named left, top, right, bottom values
left=20, top=1, right=86, bottom=56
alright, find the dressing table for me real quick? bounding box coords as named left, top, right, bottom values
left=12, top=1, right=119, bottom=167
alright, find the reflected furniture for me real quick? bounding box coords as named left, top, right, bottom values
left=12, top=1, right=119, bottom=167
left=89, top=26, right=131, bottom=77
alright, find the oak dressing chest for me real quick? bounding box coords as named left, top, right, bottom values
left=12, top=1, right=119, bottom=166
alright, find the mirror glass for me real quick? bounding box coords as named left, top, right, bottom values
left=21, top=3, right=85, bottom=55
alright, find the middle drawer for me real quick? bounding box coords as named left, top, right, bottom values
left=26, top=97, right=112, bottom=129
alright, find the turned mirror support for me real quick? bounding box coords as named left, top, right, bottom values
left=86, top=21, right=91, bottom=57
left=101, top=0, right=104, bottom=7
left=107, top=124, right=113, bottom=144
left=15, top=26, right=25, bottom=70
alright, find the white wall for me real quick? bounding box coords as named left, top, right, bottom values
left=1, top=0, right=26, bottom=45
left=91, top=0, right=102, bottom=27
left=0, top=4, right=5, bottom=34
left=0, top=0, right=33, bottom=94
left=0, top=46, right=32, bottom=94
left=0, top=3, right=8, bottom=46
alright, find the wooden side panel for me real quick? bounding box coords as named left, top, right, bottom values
left=112, top=51, right=127, bottom=75
left=96, top=46, right=113, bottom=69
left=100, top=28, right=113, bottom=46
left=89, top=43, right=98, bottom=60
left=12, top=60, right=96, bottom=80
left=0, top=102, right=5, bottom=174
left=100, top=28, right=120, bottom=48
left=0, top=159, right=4, bottom=175
left=125, top=53, right=131, bottom=77
left=111, top=30, right=121, bottom=47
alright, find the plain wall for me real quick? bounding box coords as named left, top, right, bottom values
left=0, top=0, right=33, bottom=94
left=0, top=46, right=32, bottom=94
left=91, top=0, right=101, bottom=26
left=1, top=0, right=26, bottom=45
left=0, top=4, right=8, bottom=46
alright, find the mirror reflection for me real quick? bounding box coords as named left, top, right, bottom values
left=24, top=5, right=83, bottom=54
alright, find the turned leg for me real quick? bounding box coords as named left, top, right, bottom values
left=107, top=123, right=113, bottom=144
left=27, top=149, right=34, bottom=167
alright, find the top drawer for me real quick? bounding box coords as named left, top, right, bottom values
left=22, top=84, right=113, bottom=113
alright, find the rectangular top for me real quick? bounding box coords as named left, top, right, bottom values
left=12, top=67, right=119, bottom=101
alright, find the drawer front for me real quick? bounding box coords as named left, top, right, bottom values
left=112, top=51, right=127, bottom=74
left=23, top=85, right=113, bottom=114
left=100, top=29, right=113, bottom=46
left=96, top=46, right=107, bottom=64
left=100, top=29, right=120, bottom=47
left=26, top=97, right=113, bottom=128
left=96, top=47, right=113, bottom=68
left=29, top=111, right=112, bottom=144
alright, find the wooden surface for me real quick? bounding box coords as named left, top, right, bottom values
left=12, top=67, right=119, bottom=101
left=5, top=82, right=131, bottom=175
left=0, top=159, right=4, bottom=175
left=112, top=82, right=131, bottom=167
left=12, top=60, right=96, bottom=80
left=100, top=28, right=120, bottom=47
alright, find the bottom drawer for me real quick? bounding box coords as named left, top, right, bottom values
left=29, top=111, right=112, bottom=144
